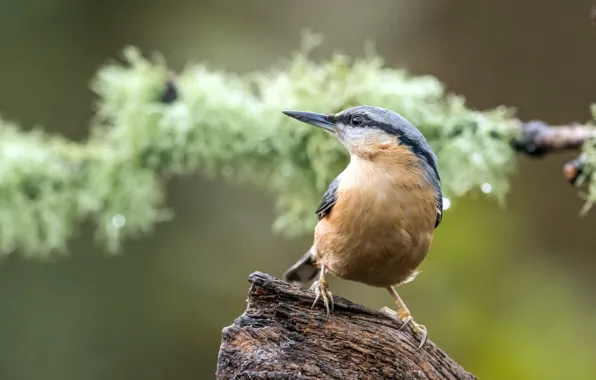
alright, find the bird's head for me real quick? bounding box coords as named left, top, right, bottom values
left=283, top=104, right=443, bottom=226
left=282, top=105, right=432, bottom=160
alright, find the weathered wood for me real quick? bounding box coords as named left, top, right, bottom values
left=216, top=272, right=476, bottom=380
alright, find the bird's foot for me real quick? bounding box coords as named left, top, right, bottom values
left=309, top=277, right=334, bottom=318
left=380, top=306, right=428, bottom=350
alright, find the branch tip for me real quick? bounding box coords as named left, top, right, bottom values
left=160, top=72, right=178, bottom=103
left=564, top=155, right=589, bottom=185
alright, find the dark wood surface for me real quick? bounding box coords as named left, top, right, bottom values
left=216, top=272, right=477, bottom=380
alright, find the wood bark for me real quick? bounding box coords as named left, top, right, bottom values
left=216, top=272, right=477, bottom=380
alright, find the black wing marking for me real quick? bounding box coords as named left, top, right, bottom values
left=430, top=161, right=443, bottom=229
left=315, top=176, right=340, bottom=220
left=428, top=166, right=443, bottom=229
left=434, top=193, right=443, bottom=228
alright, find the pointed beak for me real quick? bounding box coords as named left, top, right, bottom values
left=282, top=110, right=336, bottom=132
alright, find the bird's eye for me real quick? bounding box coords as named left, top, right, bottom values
left=351, top=116, right=363, bottom=126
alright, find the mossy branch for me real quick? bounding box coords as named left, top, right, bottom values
left=0, top=32, right=593, bottom=259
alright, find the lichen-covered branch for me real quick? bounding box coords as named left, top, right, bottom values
left=216, top=272, right=477, bottom=380
left=0, top=31, right=594, bottom=259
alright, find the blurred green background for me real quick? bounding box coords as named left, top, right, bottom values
left=1, top=0, right=596, bottom=379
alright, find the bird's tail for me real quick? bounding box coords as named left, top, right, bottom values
left=282, top=246, right=320, bottom=286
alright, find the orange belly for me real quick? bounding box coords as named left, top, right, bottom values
left=313, top=204, right=434, bottom=287
left=313, top=156, right=437, bottom=287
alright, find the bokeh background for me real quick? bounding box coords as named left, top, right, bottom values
left=1, top=1, right=595, bottom=379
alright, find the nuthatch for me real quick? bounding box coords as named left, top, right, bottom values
left=281, top=105, right=443, bottom=349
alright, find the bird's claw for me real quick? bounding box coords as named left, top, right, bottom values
left=406, top=321, right=428, bottom=350
left=380, top=306, right=428, bottom=350
left=310, top=277, right=334, bottom=318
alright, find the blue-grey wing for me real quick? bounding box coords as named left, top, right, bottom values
left=315, top=176, right=340, bottom=220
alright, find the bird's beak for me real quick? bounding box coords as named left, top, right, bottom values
left=282, top=110, right=335, bottom=132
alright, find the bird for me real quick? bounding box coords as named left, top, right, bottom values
left=280, top=105, right=443, bottom=349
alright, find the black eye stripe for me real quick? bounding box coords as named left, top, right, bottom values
left=338, top=114, right=352, bottom=124
left=338, top=114, right=365, bottom=126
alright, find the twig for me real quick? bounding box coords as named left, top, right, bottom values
left=510, top=120, right=595, bottom=185
left=512, top=120, right=596, bottom=156
left=216, top=272, right=477, bottom=380
left=564, top=155, right=587, bottom=184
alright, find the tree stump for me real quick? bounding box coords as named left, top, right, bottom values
left=216, top=272, right=476, bottom=380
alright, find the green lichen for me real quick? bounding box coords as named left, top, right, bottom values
left=0, top=33, right=524, bottom=257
